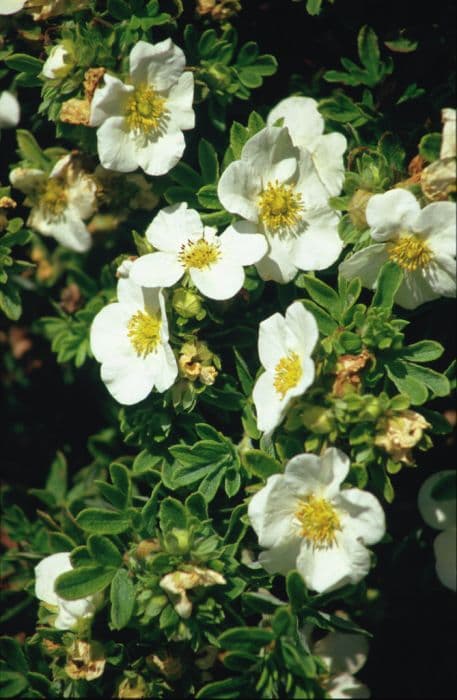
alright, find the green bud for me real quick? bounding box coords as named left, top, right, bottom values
left=301, top=404, right=335, bottom=434
left=172, top=288, right=203, bottom=319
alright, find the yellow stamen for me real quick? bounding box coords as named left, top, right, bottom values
left=273, top=352, right=302, bottom=397
left=126, top=84, right=167, bottom=135
left=178, top=238, right=220, bottom=270
left=40, top=178, right=68, bottom=219
left=258, top=180, right=303, bottom=232
left=127, top=310, right=161, bottom=357
left=295, top=495, right=341, bottom=548
left=387, top=235, right=432, bottom=271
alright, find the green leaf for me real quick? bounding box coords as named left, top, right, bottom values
left=5, top=53, right=43, bottom=75
left=234, top=348, right=254, bottom=395
left=16, top=130, right=50, bottom=171
left=419, top=133, right=441, bottom=163
left=385, top=362, right=429, bottom=405
left=401, top=341, right=444, bottom=363
left=219, top=627, right=275, bottom=653
left=198, top=139, right=219, bottom=183
left=300, top=299, right=338, bottom=336
left=358, top=26, right=381, bottom=79
left=298, top=276, right=342, bottom=320
left=0, top=671, right=28, bottom=698
left=87, top=535, right=122, bottom=568
left=109, top=462, right=130, bottom=498
left=0, top=638, right=28, bottom=674
left=110, top=569, right=134, bottom=630
left=371, top=261, right=403, bottom=310
left=0, top=281, right=22, bottom=320
left=402, top=362, right=450, bottom=397
left=385, top=37, right=419, bottom=53
left=55, top=565, right=115, bottom=600
left=229, top=121, right=248, bottom=159
left=197, top=184, right=221, bottom=210
left=243, top=449, right=281, bottom=479
left=45, top=451, right=67, bottom=503
left=286, top=570, right=308, bottom=610
left=237, top=42, right=259, bottom=66
left=159, top=497, right=187, bottom=533
left=76, top=508, right=131, bottom=534
left=108, top=0, right=131, bottom=18
left=196, top=677, right=248, bottom=699
left=306, top=0, right=323, bottom=15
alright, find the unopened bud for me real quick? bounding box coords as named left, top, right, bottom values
left=172, top=288, right=203, bottom=319
left=348, top=189, right=372, bottom=230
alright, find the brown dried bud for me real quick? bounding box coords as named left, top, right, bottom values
left=83, top=67, right=106, bottom=101
left=332, top=349, right=373, bottom=397
left=0, top=196, right=17, bottom=209
left=65, top=640, right=106, bottom=682
left=60, top=283, right=83, bottom=314
left=374, top=410, right=430, bottom=464
left=146, top=651, right=183, bottom=681
left=59, top=98, right=91, bottom=126
left=199, top=365, right=218, bottom=386
left=135, top=538, right=161, bottom=559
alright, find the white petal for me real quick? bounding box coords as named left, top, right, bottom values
left=258, top=538, right=302, bottom=575
left=248, top=473, right=298, bottom=548
left=258, top=311, right=289, bottom=369
left=337, top=488, right=386, bottom=546
left=366, top=189, right=420, bottom=241
left=90, top=74, right=132, bottom=126
left=285, top=448, right=350, bottom=500
left=241, top=126, right=298, bottom=184
left=426, top=256, right=456, bottom=298
left=219, top=221, right=268, bottom=266
left=418, top=470, right=456, bottom=530
left=166, top=71, right=195, bottom=131
left=147, top=343, right=178, bottom=392
left=256, top=234, right=298, bottom=283
left=9, top=167, right=45, bottom=194
left=146, top=202, right=203, bottom=250
left=440, top=108, right=456, bottom=159
left=130, top=39, right=185, bottom=91
left=190, top=259, right=245, bottom=300
left=339, top=244, right=389, bottom=289
left=130, top=252, right=183, bottom=288
left=314, top=632, right=369, bottom=676
left=96, top=117, right=139, bottom=172
left=28, top=207, right=92, bottom=253
left=42, top=45, right=68, bottom=79
left=217, top=159, right=261, bottom=221
left=116, top=275, right=144, bottom=308
left=284, top=301, right=319, bottom=358
left=0, top=0, right=26, bottom=14
left=297, top=532, right=370, bottom=593
left=326, top=672, right=370, bottom=699
left=35, top=552, right=72, bottom=607
left=248, top=474, right=284, bottom=537
left=100, top=355, right=155, bottom=405
left=267, top=96, right=324, bottom=149
left=136, top=129, right=186, bottom=176
left=434, top=528, right=457, bottom=591
left=252, top=371, right=287, bottom=433
left=393, top=268, right=442, bottom=309
left=0, top=91, right=20, bottom=128
left=67, top=174, right=97, bottom=220
left=54, top=606, right=80, bottom=630
left=90, top=303, right=132, bottom=363
left=416, top=202, right=456, bottom=245
left=310, top=132, right=347, bottom=197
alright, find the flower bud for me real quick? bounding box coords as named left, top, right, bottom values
left=42, top=44, right=74, bottom=80
left=172, top=288, right=203, bottom=319
left=348, top=189, right=372, bottom=230
left=301, top=404, right=335, bottom=434
left=375, top=410, right=430, bottom=464
left=65, top=640, right=106, bottom=681
left=117, top=674, right=148, bottom=698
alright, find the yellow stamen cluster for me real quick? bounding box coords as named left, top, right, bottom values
left=273, top=352, right=302, bottom=397
left=126, top=84, right=167, bottom=135
left=127, top=310, right=161, bottom=357
left=387, top=235, right=432, bottom=271
left=40, top=178, right=68, bottom=219
left=258, top=181, right=303, bottom=232
left=178, top=238, right=220, bottom=270
left=295, top=495, right=341, bottom=548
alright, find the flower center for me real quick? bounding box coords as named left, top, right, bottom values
left=125, top=84, right=167, bottom=135
left=127, top=310, right=162, bottom=357
left=178, top=238, right=221, bottom=270
left=295, top=495, right=341, bottom=548
left=258, top=181, right=303, bottom=232
left=40, top=178, right=68, bottom=219
left=273, top=352, right=302, bottom=398
left=387, top=234, right=432, bottom=271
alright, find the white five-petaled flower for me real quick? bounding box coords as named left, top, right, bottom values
left=267, top=95, right=347, bottom=200
left=0, top=91, right=20, bottom=129
left=35, top=552, right=101, bottom=630
left=217, top=126, right=343, bottom=283
left=418, top=470, right=456, bottom=592
left=252, top=301, right=318, bottom=434
left=90, top=270, right=178, bottom=405
left=89, top=39, right=194, bottom=176
left=9, top=155, right=97, bottom=252
left=130, top=202, right=268, bottom=301
left=248, top=447, right=385, bottom=593
left=339, top=189, right=456, bottom=309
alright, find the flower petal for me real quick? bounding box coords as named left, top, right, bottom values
left=130, top=252, right=183, bottom=289
left=96, top=117, right=139, bottom=172
left=248, top=472, right=298, bottom=548
left=0, top=90, right=20, bottom=128
left=284, top=301, right=319, bottom=358
left=0, top=0, right=27, bottom=14
left=190, top=259, right=244, bottom=300
left=337, top=488, right=386, bottom=545
left=219, top=221, right=268, bottom=265
left=366, top=189, right=420, bottom=241
left=252, top=370, right=287, bottom=433
left=130, top=39, right=185, bottom=91
left=418, top=470, right=456, bottom=530
left=28, top=207, right=92, bottom=253
left=100, top=355, right=155, bottom=405
left=166, top=71, right=195, bottom=131
left=9, top=167, right=45, bottom=195
left=35, top=552, right=72, bottom=607
left=147, top=343, right=178, bottom=392
left=90, top=74, right=132, bottom=126
left=90, top=303, right=132, bottom=363
left=293, top=207, right=343, bottom=271
left=434, top=528, right=457, bottom=591
left=136, top=129, right=186, bottom=176
left=267, top=96, right=324, bottom=149
left=310, top=132, right=347, bottom=197
left=257, top=311, right=289, bottom=369
left=326, top=672, right=370, bottom=699
left=217, top=160, right=261, bottom=221
left=393, top=268, right=441, bottom=309
left=339, top=244, right=389, bottom=289
left=145, top=202, right=203, bottom=250
left=258, top=538, right=302, bottom=575
left=256, top=234, right=298, bottom=283
left=297, top=532, right=371, bottom=593
left=313, top=631, right=369, bottom=675
left=242, top=126, right=298, bottom=184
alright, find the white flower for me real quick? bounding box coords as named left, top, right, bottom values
left=89, top=39, right=194, bottom=176
left=217, top=126, right=343, bottom=283
left=42, top=44, right=71, bottom=79
left=90, top=274, right=178, bottom=405
left=0, top=0, right=26, bottom=14
left=339, top=189, right=456, bottom=309
left=35, top=552, right=101, bottom=630
left=248, top=447, right=385, bottom=593
left=252, top=301, right=318, bottom=434
left=311, top=629, right=370, bottom=699
left=418, top=470, right=456, bottom=591
left=9, top=155, right=96, bottom=252
left=0, top=91, right=20, bottom=128
left=267, top=95, right=347, bottom=199
left=130, top=203, right=267, bottom=301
